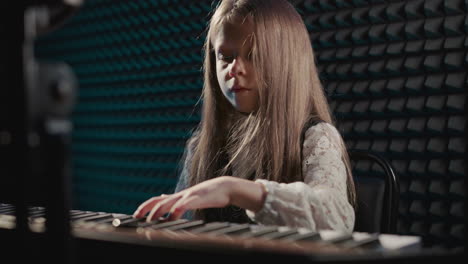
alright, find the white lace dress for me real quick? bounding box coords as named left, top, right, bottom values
left=175, top=122, right=355, bottom=233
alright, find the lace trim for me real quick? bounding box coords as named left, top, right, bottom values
left=246, top=123, right=355, bottom=232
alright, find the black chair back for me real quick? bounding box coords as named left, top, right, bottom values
left=349, top=150, right=399, bottom=234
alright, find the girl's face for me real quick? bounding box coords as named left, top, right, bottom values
left=214, top=21, right=259, bottom=114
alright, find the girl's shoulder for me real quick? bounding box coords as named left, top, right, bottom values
left=302, top=120, right=342, bottom=144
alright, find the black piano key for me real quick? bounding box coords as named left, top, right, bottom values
left=188, top=222, right=231, bottom=234
left=259, top=228, right=299, bottom=240
left=0, top=205, right=16, bottom=213
left=240, top=225, right=278, bottom=238
left=114, top=213, right=177, bottom=228
left=71, top=212, right=100, bottom=221
left=28, top=211, right=45, bottom=218
left=209, top=223, right=251, bottom=235
left=0, top=208, right=15, bottom=215
left=0, top=204, right=14, bottom=210
left=150, top=219, right=189, bottom=230
left=54, top=211, right=92, bottom=221
left=69, top=211, right=94, bottom=219
left=82, top=213, right=125, bottom=224
left=92, top=214, right=128, bottom=224
left=70, top=210, right=90, bottom=216
left=76, top=213, right=115, bottom=222
left=123, top=217, right=178, bottom=228
left=29, top=207, right=45, bottom=213
left=133, top=220, right=165, bottom=228
left=95, top=218, right=115, bottom=225
left=164, top=220, right=205, bottom=231
left=284, top=231, right=321, bottom=242
left=28, top=207, right=43, bottom=213
left=112, top=217, right=143, bottom=227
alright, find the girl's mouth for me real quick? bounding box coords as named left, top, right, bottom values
left=230, top=85, right=250, bottom=93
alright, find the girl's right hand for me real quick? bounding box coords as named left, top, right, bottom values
left=132, top=176, right=235, bottom=222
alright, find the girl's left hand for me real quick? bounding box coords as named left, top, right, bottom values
left=132, top=176, right=235, bottom=222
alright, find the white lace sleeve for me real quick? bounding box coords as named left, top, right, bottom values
left=246, top=123, right=355, bottom=233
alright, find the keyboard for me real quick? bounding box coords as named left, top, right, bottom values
left=0, top=203, right=422, bottom=261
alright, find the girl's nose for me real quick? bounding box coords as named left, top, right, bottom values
left=228, top=58, right=245, bottom=77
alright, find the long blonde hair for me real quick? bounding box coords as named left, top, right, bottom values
left=184, top=0, right=356, bottom=218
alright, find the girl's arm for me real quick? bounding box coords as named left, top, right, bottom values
left=245, top=123, right=355, bottom=233
left=133, top=123, right=353, bottom=233
left=132, top=175, right=266, bottom=222
left=228, top=177, right=268, bottom=212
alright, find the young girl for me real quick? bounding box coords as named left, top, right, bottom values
left=133, top=0, right=356, bottom=233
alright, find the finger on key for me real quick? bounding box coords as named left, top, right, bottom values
left=133, top=195, right=168, bottom=218
left=146, top=196, right=179, bottom=222
left=168, top=196, right=196, bottom=221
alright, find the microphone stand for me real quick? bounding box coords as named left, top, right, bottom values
left=22, top=1, right=81, bottom=262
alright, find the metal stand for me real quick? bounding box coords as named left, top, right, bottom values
left=0, top=1, right=81, bottom=262
left=24, top=4, right=81, bottom=262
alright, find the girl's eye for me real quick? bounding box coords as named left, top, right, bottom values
left=217, top=52, right=235, bottom=63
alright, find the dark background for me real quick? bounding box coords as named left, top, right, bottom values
left=31, top=0, right=465, bottom=251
